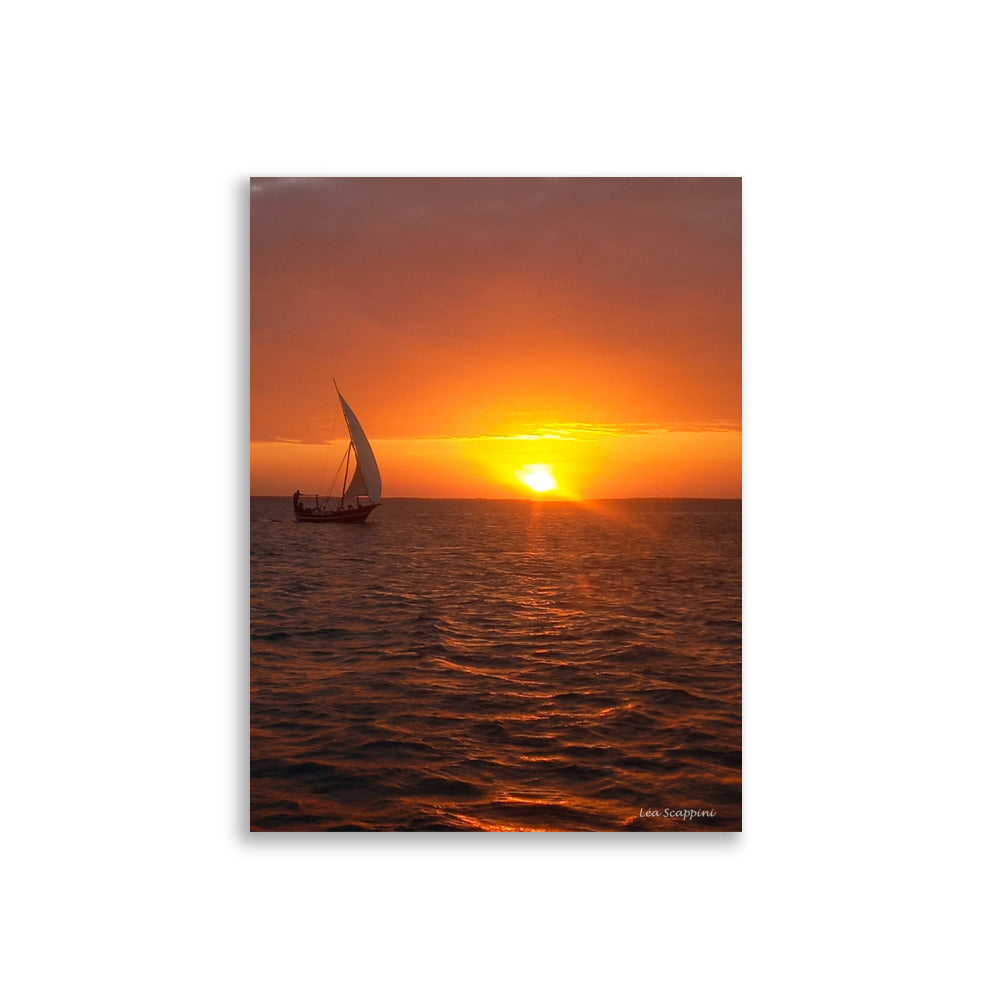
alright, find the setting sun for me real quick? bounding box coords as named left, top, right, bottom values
left=250, top=179, right=742, bottom=499
left=250, top=177, right=743, bottom=836
left=515, top=464, right=558, bottom=493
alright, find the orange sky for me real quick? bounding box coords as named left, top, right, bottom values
left=250, top=178, right=741, bottom=498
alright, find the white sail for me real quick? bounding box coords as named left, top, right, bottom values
left=343, top=461, right=366, bottom=503
left=338, top=391, right=382, bottom=503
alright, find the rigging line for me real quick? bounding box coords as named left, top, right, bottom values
left=321, top=379, right=345, bottom=502
left=317, top=423, right=337, bottom=496
left=322, top=446, right=349, bottom=502
left=326, top=450, right=348, bottom=502
left=317, top=380, right=343, bottom=497
left=340, top=441, right=355, bottom=506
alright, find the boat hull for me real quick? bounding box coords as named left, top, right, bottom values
left=294, top=503, right=379, bottom=524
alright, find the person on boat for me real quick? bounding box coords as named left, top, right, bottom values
left=293, top=490, right=301, bottom=512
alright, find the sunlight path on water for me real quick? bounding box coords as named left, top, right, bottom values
left=250, top=498, right=741, bottom=831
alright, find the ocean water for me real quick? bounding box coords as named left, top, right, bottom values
left=250, top=497, right=741, bottom=831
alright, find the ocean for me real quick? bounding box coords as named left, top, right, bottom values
left=250, top=497, right=741, bottom=831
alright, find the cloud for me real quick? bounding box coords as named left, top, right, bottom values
left=394, top=420, right=741, bottom=443
left=250, top=178, right=741, bottom=444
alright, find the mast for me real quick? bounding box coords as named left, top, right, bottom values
left=337, top=388, right=382, bottom=504
left=341, top=442, right=354, bottom=507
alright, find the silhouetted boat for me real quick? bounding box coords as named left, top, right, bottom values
left=293, top=387, right=382, bottom=523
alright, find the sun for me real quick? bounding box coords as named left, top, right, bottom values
left=515, top=464, right=558, bottom=494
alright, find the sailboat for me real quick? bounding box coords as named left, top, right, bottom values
left=293, top=386, right=382, bottom=523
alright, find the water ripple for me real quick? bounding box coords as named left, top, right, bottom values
left=251, top=498, right=741, bottom=831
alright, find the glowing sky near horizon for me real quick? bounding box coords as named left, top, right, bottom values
left=250, top=177, right=741, bottom=498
